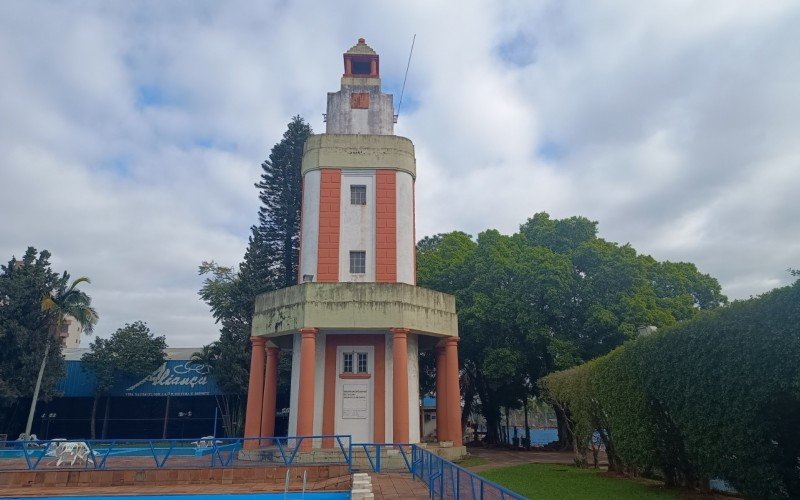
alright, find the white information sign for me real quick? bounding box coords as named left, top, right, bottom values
left=342, top=384, right=368, bottom=419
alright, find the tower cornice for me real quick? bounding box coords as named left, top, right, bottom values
left=301, top=134, right=416, bottom=179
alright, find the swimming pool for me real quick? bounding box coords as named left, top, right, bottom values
left=4, top=493, right=349, bottom=499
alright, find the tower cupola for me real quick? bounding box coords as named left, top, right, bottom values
left=343, top=38, right=379, bottom=78
left=326, top=38, right=394, bottom=135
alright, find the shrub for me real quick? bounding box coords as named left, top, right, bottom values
left=541, top=281, right=800, bottom=499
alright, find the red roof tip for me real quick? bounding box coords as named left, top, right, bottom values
left=358, top=37, right=365, bottom=44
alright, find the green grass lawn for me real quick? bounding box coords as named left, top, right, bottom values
left=455, top=455, right=489, bottom=467
left=480, top=463, right=682, bottom=500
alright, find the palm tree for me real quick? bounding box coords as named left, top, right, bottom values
left=23, top=277, right=98, bottom=437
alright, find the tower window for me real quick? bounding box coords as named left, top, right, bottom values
left=343, top=352, right=353, bottom=373
left=352, top=60, right=371, bottom=75
left=351, top=185, right=367, bottom=205
left=342, top=351, right=369, bottom=374
left=349, top=251, right=366, bottom=274
left=357, top=352, right=368, bottom=373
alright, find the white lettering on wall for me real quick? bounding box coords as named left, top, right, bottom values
left=126, top=362, right=209, bottom=392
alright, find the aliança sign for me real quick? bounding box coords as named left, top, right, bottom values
left=59, top=359, right=223, bottom=397
left=122, top=361, right=219, bottom=396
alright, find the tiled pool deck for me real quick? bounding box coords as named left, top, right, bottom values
left=0, top=473, right=428, bottom=499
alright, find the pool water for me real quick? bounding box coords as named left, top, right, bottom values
left=5, top=493, right=349, bottom=499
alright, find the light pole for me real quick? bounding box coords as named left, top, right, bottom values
left=40, top=412, right=57, bottom=440
left=178, top=411, right=193, bottom=439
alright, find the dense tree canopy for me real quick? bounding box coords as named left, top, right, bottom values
left=82, top=321, right=166, bottom=438
left=0, top=247, right=97, bottom=435
left=416, top=212, right=726, bottom=444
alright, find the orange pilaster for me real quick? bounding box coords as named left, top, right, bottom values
left=376, top=170, right=397, bottom=283
left=435, top=346, right=449, bottom=442
left=244, top=337, right=266, bottom=449
left=297, top=328, right=318, bottom=451
left=445, top=337, right=462, bottom=446
left=260, top=346, right=280, bottom=442
left=391, top=328, right=410, bottom=443
left=317, top=169, right=341, bottom=282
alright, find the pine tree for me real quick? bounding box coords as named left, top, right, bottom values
left=253, top=115, right=312, bottom=288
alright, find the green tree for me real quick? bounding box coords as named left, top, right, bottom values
left=254, top=115, right=312, bottom=289
left=0, top=248, right=98, bottom=437
left=82, top=321, right=166, bottom=439
left=417, top=213, right=726, bottom=445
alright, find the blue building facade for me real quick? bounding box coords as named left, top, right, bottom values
left=35, top=348, right=226, bottom=440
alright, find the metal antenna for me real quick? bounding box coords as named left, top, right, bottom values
left=395, top=34, right=416, bottom=122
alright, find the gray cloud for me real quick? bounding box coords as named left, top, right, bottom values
left=1, top=0, right=798, bottom=347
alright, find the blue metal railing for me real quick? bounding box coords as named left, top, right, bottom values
left=0, top=435, right=352, bottom=471
left=350, top=442, right=413, bottom=473
left=410, top=445, right=526, bottom=500
left=1, top=436, right=526, bottom=499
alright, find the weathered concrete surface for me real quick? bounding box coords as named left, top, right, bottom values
left=252, top=283, right=457, bottom=338
left=301, top=134, right=416, bottom=179
left=326, top=84, right=394, bottom=135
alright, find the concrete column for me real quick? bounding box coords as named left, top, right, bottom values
left=391, top=328, right=410, bottom=443
left=244, top=337, right=266, bottom=449
left=435, top=346, right=449, bottom=442
left=444, top=337, right=462, bottom=446
left=260, top=346, right=280, bottom=442
left=297, top=328, right=318, bottom=451
left=370, top=58, right=377, bottom=76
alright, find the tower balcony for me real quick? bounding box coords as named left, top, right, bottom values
left=251, top=282, right=457, bottom=346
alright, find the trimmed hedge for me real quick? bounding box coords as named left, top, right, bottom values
left=541, top=281, right=800, bottom=499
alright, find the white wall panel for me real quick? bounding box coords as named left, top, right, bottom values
left=396, top=172, right=415, bottom=284
left=299, top=170, right=321, bottom=283
left=339, top=170, right=376, bottom=282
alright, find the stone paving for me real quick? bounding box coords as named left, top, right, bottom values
left=371, top=473, right=429, bottom=499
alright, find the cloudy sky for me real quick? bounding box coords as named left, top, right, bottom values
left=2, top=1, right=798, bottom=347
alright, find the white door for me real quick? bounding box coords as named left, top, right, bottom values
left=335, top=345, right=374, bottom=443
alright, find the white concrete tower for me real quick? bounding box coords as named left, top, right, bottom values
left=298, top=38, right=416, bottom=286
left=246, top=39, right=462, bottom=457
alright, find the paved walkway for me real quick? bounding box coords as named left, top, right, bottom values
left=371, top=472, right=429, bottom=499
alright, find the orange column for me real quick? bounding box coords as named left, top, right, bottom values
left=391, top=328, right=410, bottom=443
left=445, top=337, right=462, bottom=446
left=244, top=337, right=266, bottom=449
left=435, top=345, right=449, bottom=442
left=260, top=346, right=280, bottom=442
left=297, top=328, right=318, bottom=451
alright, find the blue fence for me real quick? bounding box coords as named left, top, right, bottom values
left=350, top=442, right=413, bottom=473
left=411, top=445, right=525, bottom=500
left=0, top=435, right=352, bottom=471
left=1, top=436, right=527, bottom=499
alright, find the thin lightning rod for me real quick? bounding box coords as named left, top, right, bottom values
left=396, top=34, right=416, bottom=121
